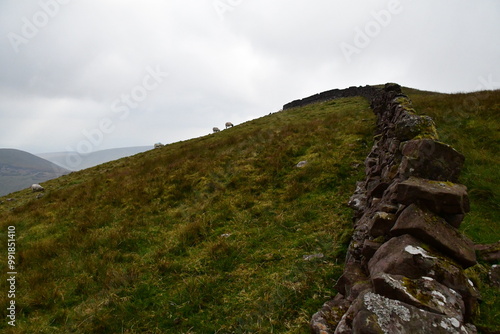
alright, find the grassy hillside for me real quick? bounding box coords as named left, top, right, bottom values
left=0, top=97, right=375, bottom=333
left=0, top=88, right=498, bottom=333
left=0, top=149, right=69, bottom=196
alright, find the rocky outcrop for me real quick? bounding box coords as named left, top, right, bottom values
left=311, top=84, right=480, bottom=334
left=283, top=85, right=378, bottom=110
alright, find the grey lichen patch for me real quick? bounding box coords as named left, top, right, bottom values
left=363, top=292, right=411, bottom=334
left=404, top=245, right=436, bottom=259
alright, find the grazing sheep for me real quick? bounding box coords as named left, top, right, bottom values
left=213, top=127, right=221, bottom=133
left=225, top=122, right=234, bottom=129
left=31, top=184, right=44, bottom=192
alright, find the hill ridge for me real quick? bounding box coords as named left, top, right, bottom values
left=0, top=148, right=69, bottom=196
left=0, top=85, right=498, bottom=333
left=283, top=85, right=379, bottom=110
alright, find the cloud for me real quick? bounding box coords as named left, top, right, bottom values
left=0, top=0, right=498, bottom=153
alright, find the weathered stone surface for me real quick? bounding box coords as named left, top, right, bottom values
left=367, top=234, right=479, bottom=320
left=361, top=239, right=383, bottom=260
left=397, top=177, right=470, bottom=214
left=399, top=139, right=465, bottom=182
left=368, top=182, right=390, bottom=199
left=372, top=273, right=465, bottom=322
left=311, top=295, right=350, bottom=334
left=368, top=211, right=396, bottom=237
left=395, top=113, right=438, bottom=141
left=391, top=204, right=476, bottom=268
left=335, top=261, right=369, bottom=297
left=474, top=242, right=500, bottom=263
left=351, top=292, right=477, bottom=334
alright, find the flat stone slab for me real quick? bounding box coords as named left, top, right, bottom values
left=397, top=177, right=469, bottom=214
left=399, top=139, right=465, bottom=182
left=391, top=204, right=476, bottom=268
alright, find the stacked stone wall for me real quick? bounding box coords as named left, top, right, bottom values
left=311, top=83, right=481, bottom=334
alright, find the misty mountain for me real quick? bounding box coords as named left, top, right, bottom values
left=37, top=146, right=152, bottom=171
left=0, top=148, right=70, bottom=196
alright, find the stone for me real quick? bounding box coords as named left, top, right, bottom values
left=368, top=234, right=479, bottom=320
left=390, top=204, right=476, bottom=268
left=311, top=295, right=350, bottom=334
left=368, top=212, right=396, bottom=238
left=361, top=239, right=383, bottom=260
left=372, top=273, right=465, bottom=322
left=303, top=253, right=324, bottom=261
left=474, top=242, right=500, bottom=263
left=368, top=182, right=389, bottom=199
left=396, top=177, right=470, bottom=214
left=399, top=139, right=465, bottom=182
left=296, top=160, right=308, bottom=168
left=395, top=113, right=438, bottom=141
left=350, top=291, right=477, bottom=334
left=489, top=265, right=500, bottom=288
left=335, top=261, right=369, bottom=297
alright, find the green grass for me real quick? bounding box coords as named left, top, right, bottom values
left=0, top=97, right=374, bottom=333
left=0, top=88, right=498, bottom=333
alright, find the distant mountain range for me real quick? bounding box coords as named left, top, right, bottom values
left=0, top=148, right=69, bottom=196
left=37, top=146, right=152, bottom=171
left=0, top=146, right=152, bottom=196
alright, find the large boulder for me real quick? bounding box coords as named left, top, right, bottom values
left=391, top=204, right=476, bottom=268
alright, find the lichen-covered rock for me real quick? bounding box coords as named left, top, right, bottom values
left=399, top=139, right=465, bottom=182
left=311, top=296, right=350, bottom=334
left=367, top=234, right=479, bottom=320
left=391, top=204, right=476, bottom=268
left=351, top=292, right=477, bottom=334
left=372, top=273, right=465, bottom=322
left=396, top=177, right=470, bottom=214
left=395, top=113, right=438, bottom=141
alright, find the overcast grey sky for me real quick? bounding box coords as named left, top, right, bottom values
left=1, top=0, right=499, bottom=154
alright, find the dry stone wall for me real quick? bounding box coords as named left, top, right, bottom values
left=311, top=83, right=480, bottom=334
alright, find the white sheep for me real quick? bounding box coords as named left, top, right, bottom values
left=31, top=184, right=44, bottom=192
left=225, top=122, right=234, bottom=129
left=213, top=127, right=221, bottom=133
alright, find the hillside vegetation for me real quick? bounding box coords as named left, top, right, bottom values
left=0, top=88, right=498, bottom=333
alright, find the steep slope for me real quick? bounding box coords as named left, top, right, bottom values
left=0, top=87, right=498, bottom=333
left=0, top=149, right=69, bottom=196
left=37, top=146, right=152, bottom=171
